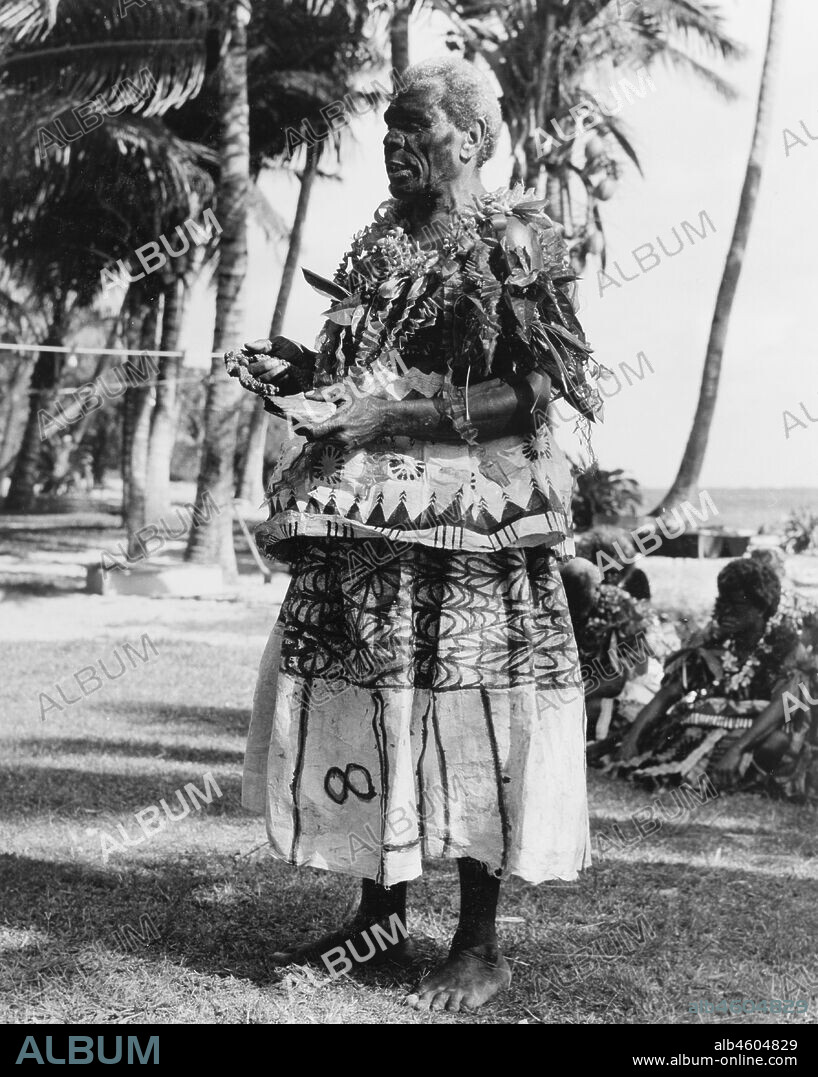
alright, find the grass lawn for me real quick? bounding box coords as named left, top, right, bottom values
left=1, top=526, right=817, bottom=1024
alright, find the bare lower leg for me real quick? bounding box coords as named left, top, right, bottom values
left=451, top=856, right=500, bottom=959
left=358, top=878, right=407, bottom=924
left=272, top=879, right=412, bottom=968
left=405, top=858, right=511, bottom=1012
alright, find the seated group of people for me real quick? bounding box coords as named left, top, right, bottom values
left=561, top=533, right=818, bottom=803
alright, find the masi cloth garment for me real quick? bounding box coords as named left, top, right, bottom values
left=242, top=540, right=591, bottom=885
left=252, top=187, right=602, bottom=564
left=256, top=361, right=576, bottom=561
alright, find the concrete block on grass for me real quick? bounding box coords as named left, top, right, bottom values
left=87, top=561, right=226, bottom=597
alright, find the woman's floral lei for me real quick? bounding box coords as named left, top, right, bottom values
left=665, top=589, right=812, bottom=703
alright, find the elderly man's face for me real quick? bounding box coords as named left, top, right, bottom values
left=383, top=86, right=467, bottom=199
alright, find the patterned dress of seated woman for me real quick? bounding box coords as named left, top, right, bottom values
left=614, top=558, right=818, bottom=801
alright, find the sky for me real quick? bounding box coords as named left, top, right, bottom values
left=183, top=0, right=818, bottom=490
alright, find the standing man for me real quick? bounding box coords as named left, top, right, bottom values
left=233, top=57, right=603, bottom=1013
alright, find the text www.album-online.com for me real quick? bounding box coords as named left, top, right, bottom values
left=632, top=1051, right=798, bottom=1067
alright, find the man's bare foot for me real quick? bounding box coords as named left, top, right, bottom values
left=404, top=946, right=511, bottom=1012
left=270, top=915, right=414, bottom=971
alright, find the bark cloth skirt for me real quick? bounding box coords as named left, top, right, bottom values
left=242, top=537, right=591, bottom=886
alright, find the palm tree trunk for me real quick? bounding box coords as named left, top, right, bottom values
left=186, top=0, right=251, bottom=577
left=146, top=279, right=185, bottom=522
left=390, top=3, right=411, bottom=81
left=4, top=303, right=66, bottom=513
left=0, top=356, right=28, bottom=477
left=238, top=147, right=319, bottom=505
left=652, top=0, right=783, bottom=517
left=122, top=299, right=159, bottom=555
left=56, top=318, right=123, bottom=468
left=515, top=8, right=558, bottom=200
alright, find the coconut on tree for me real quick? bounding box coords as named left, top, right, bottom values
left=446, top=0, right=740, bottom=267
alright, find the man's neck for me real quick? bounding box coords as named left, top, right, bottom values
left=401, top=175, right=487, bottom=235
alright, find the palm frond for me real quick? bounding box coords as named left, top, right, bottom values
left=657, top=41, right=739, bottom=99
left=265, top=68, right=344, bottom=101
left=597, top=112, right=643, bottom=176
left=0, top=0, right=60, bottom=44
left=0, top=0, right=209, bottom=115
left=648, top=0, right=744, bottom=60
left=0, top=110, right=216, bottom=302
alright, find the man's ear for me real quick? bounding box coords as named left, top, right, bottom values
left=461, top=117, right=487, bottom=163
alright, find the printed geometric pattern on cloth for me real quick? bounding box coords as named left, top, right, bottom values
left=256, top=364, right=576, bottom=562
left=241, top=538, right=590, bottom=884
left=277, top=539, right=581, bottom=694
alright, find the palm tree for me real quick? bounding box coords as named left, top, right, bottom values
left=121, top=280, right=161, bottom=550
left=0, top=0, right=211, bottom=513
left=4, top=309, right=67, bottom=512
left=237, top=143, right=320, bottom=507
left=652, top=0, right=783, bottom=516
left=144, top=278, right=187, bottom=523
left=185, top=0, right=251, bottom=576
left=236, top=0, right=377, bottom=506
left=0, top=112, right=216, bottom=514
left=383, top=0, right=417, bottom=77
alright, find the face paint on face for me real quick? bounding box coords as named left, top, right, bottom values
left=383, top=86, right=468, bottom=200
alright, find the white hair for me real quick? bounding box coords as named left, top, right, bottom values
left=400, top=57, right=502, bottom=166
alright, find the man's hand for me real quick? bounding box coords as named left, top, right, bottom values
left=242, top=336, right=315, bottom=395
left=301, top=388, right=392, bottom=452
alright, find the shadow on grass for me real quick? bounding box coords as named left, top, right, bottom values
left=0, top=579, right=86, bottom=597
left=0, top=851, right=363, bottom=989
left=0, top=763, right=243, bottom=817
left=135, top=703, right=250, bottom=732
left=2, top=847, right=816, bottom=1023
left=15, top=736, right=245, bottom=768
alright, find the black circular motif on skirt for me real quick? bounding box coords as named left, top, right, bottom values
left=324, top=763, right=377, bottom=805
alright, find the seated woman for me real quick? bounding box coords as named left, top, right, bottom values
left=560, top=558, right=653, bottom=745
left=615, top=558, right=818, bottom=801
left=575, top=526, right=652, bottom=600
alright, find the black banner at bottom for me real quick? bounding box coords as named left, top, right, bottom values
left=0, top=1021, right=816, bottom=1067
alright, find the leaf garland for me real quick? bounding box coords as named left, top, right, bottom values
left=305, top=184, right=605, bottom=449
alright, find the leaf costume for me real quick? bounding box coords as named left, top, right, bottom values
left=254, top=186, right=603, bottom=563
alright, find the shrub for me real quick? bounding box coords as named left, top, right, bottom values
left=782, top=509, right=818, bottom=555
left=571, top=462, right=642, bottom=529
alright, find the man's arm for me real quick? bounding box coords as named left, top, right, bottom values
left=388, top=371, right=551, bottom=442
left=306, top=371, right=552, bottom=449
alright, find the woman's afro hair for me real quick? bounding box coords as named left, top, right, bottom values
left=716, top=558, right=781, bottom=619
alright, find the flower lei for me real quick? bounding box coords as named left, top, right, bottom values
left=578, top=584, right=647, bottom=665
left=669, top=591, right=807, bottom=703
left=306, top=185, right=604, bottom=458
